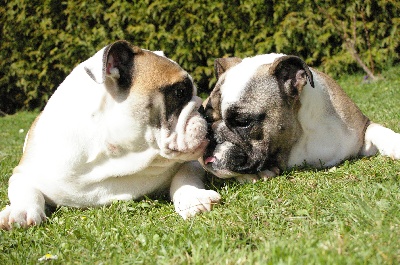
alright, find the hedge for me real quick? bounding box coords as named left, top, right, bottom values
left=0, top=0, right=399, bottom=114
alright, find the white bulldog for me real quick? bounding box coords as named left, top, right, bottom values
left=201, top=54, right=400, bottom=182
left=0, top=40, right=220, bottom=230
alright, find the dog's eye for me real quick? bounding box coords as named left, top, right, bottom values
left=227, top=116, right=252, bottom=128
left=162, top=77, right=193, bottom=120
left=232, top=118, right=252, bottom=128
left=228, top=113, right=265, bottom=128
left=175, top=88, right=185, bottom=98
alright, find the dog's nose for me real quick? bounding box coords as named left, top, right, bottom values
left=231, top=151, right=247, bottom=168
left=226, top=146, right=248, bottom=170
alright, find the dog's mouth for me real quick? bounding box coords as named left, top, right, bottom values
left=202, top=141, right=281, bottom=179
left=203, top=152, right=280, bottom=181
left=204, top=156, right=216, bottom=164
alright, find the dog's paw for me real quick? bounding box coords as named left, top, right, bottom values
left=384, top=135, right=400, bottom=160
left=235, top=167, right=280, bottom=183
left=375, top=130, right=400, bottom=159
left=381, top=144, right=400, bottom=160
left=173, top=187, right=221, bottom=219
left=258, top=167, right=280, bottom=180
left=235, top=174, right=260, bottom=183
left=0, top=205, right=46, bottom=230
left=363, top=123, right=400, bottom=160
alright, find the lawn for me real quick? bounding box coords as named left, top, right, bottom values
left=1, top=66, right=400, bottom=264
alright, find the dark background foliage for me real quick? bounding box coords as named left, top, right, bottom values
left=0, top=0, right=399, bottom=114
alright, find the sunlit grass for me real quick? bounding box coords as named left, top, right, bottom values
left=1, top=66, right=399, bottom=264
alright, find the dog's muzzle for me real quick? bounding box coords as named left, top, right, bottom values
left=203, top=123, right=277, bottom=175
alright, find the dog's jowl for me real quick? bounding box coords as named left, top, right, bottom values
left=0, top=40, right=220, bottom=230
left=201, top=54, right=400, bottom=183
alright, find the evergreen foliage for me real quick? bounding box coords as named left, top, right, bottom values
left=0, top=0, right=399, bottom=113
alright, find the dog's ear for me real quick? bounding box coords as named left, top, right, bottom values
left=204, top=85, right=222, bottom=123
left=269, top=55, right=314, bottom=98
left=84, top=40, right=136, bottom=90
left=214, top=57, right=242, bottom=80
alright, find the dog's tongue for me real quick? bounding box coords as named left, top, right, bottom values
left=204, top=156, right=216, bottom=164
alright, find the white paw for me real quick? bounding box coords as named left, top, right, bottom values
left=0, top=205, right=46, bottom=230
left=173, top=187, right=221, bottom=219
left=258, top=167, right=280, bottom=180
left=235, top=167, right=280, bottom=183
left=235, top=174, right=260, bottom=183
left=375, top=128, right=400, bottom=159
left=363, top=123, right=400, bottom=159
left=382, top=145, right=400, bottom=160
left=386, top=135, right=400, bottom=159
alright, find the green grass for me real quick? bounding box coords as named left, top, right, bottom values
left=1, top=66, right=400, bottom=264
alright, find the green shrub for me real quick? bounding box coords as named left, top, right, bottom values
left=0, top=0, right=398, bottom=113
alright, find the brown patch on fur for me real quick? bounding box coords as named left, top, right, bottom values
left=204, top=78, right=223, bottom=123
left=129, top=49, right=188, bottom=95
left=214, top=57, right=243, bottom=80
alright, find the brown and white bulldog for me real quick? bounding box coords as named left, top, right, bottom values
left=0, top=40, right=220, bottom=230
left=201, top=54, right=400, bottom=183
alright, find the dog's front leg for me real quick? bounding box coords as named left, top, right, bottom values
left=170, top=161, right=221, bottom=219
left=0, top=175, right=46, bottom=230
left=361, top=123, right=400, bottom=159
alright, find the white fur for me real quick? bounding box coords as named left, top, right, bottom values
left=83, top=46, right=107, bottom=83
left=152, top=50, right=165, bottom=57
left=362, top=123, right=400, bottom=159
left=0, top=44, right=220, bottom=230
left=288, top=70, right=361, bottom=168
left=221, top=54, right=285, bottom=115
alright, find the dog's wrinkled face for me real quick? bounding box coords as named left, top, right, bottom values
left=85, top=40, right=207, bottom=161
left=201, top=54, right=314, bottom=179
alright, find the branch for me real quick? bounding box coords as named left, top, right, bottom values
left=0, top=110, right=8, bottom=117
left=315, top=2, right=378, bottom=81
left=361, top=9, right=375, bottom=75
left=345, top=39, right=377, bottom=80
